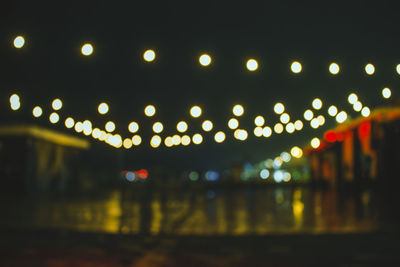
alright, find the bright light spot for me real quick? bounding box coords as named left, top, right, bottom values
left=280, top=113, right=290, bottom=124
left=294, top=120, right=303, bottom=130
left=290, top=146, right=303, bottom=158
left=177, top=121, right=188, bottom=133
left=260, top=169, right=270, bottom=179
left=143, top=49, right=156, bottom=62
left=192, top=133, right=203, bottom=144
left=262, top=126, right=272, bottom=137
left=125, top=172, right=136, bottom=182
left=274, top=123, right=284, bottom=134
left=273, top=157, right=283, bottom=169
left=92, top=128, right=101, bottom=139
left=199, top=54, right=211, bottom=66
left=132, top=135, right=142, bottom=146
left=285, top=122, right=295, bottom=133
left=353, top=101, right=362, bottom=112
left=254, top=127, right=263, bottom=137
left=348, top=93, right=358, bottom=105
left=32, top=106, right=42, bottom=117
left=214, top=131, right=226, bottom=143
left=281, top=152, right=291, bottom=162
left=152, top=122, right=163, bottom=133
left=106, top=134, right=122, bottom=148
left=311, top=137, right=320, bottom=149
left=234, top=129, right=248, bottom=141
left=172, top=135, right=181, bottom=146
left=49, top=112, right=59, bottom=124
left=190, top=106, right=202, bottom=118
left=81, top=43, right=93, bottom=56
left=202, top=120, right=213, bottom=131
left=365, top=63, right=375, bottom=75
left=312, top=98, right=322, bottom=110
left=246, top=59, right=258, bottom=71
left=150, top=135, right=162, bottom=148
left=304, top=109, right=313, bottom=121
left=361, top=106, right=371, bottom=117
left=52, top=99, right=62, bottom=110
left=65, top=117, right=75, bottom=129
left=274, top=170, right=284, bottom=183
left=144, top=105, right=156, bottom=117
left=164, top=137, right=173, bottom=147
left=128, top=122, right=139, bottom=133
left=189, top=171, right=199, bottom=181
left=317, top=115, right=325, bottom=126
left=105, top=121, right=115, bottom=132
left=397, top=64, right=400, bottom=75
left=232, top=104, right=244, bottom=116
left=181, top=135, right=191, bottom=146
left=328, top=105, right=338, bottom=117
left=336, top=111, right=347, bottom=123
left=290, top=61, right=302, bottom=73
left=274, top=103, right=285, bottom=114
left=329, top=62, right=340, bottom=74
left=9, top=94, right=20, bottom=110
left=13, top=36, right=25, bottom=48
left=310, top=118, right=319, bottom=129
left=228, top=118, right=239, bottom=129
left=283, top=172, right=291, bottom=182
left=265, top=159, right=273, bottom=168
left=382, top=87, right=391, bottom=99
left=10, top=102, right=20, bottom=110
left=254, top=116, right=265, bottom=126
left=83, top=120, right=92, bottom=135
left=99, top=131, right=108, bottom=141
left=98, top=103, right=109, bottom=115
left=123, top=138, right=133, bottom=149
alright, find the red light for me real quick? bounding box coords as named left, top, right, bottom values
left=324, top=131, right=337, bottom=142
left=137, top=169, right=148, bottom=179
left=358, top=121, right=371, bottom=139
left=336, top=132, right=345, bottom=141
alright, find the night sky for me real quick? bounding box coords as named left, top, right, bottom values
left=1, top=1, right=399, bottom=172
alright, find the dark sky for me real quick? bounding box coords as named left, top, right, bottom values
left=1, top=1, right=399, bottom=172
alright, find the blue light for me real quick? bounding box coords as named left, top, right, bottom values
left=205, top=171, right=220, bottom=181
left=125, top=171, right=136, bottom=182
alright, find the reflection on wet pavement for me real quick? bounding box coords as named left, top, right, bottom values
left=0, top=186, right=379, bottom=235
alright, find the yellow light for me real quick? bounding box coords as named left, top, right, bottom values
left=123, top=138, right=133, bottom=149
left=290, top=61, right=302, bottom=73
left=328, top=105, right=338, bottom=116
left=254, top=116, right=265, bottom=126
left=361, top=106, right=371, bottom=117
left=32, top=106, right=42, bottom=117
left=132, top=135, right=142, bottom=146
left=311, top=137, right=320, bottom=149
left=294, top=120, right=303, bottom=131
left=99, top=131, right=108, bottom=141
left=164, top=137, right=173, bottom=147
left=105, top=121, right=115, bottom=132
left=329, top=62, right=340, bottom=74
left=336, top=111, right=347, bottom=123
left=144, top=105, right=156, bottom=117
left=365, top=63, right=375, bottom=75
left=348, top=93, right=358, bottom=104
left=106, top=134, right=122, bottom=148
left=353, top=101, right=362, bottom=112
left=75, top=122, right=83, bottom=133
left=303, top=109, right=313, bottom=121
left=397, top=64, right=400, bottom=75
left=274, top=103, right=285, bottom=114
left=13, top=36, right=25, bottom=48
left=10, top=102, right=21, bottom=110
left=192, top=133, right=203, bottom=144
left=65, top=117, right=75, bottom=128
left=143, top=49, right=156, bottom=62
left=181, top=135, right=191, bottom=146
left=172, top=135, right=181, bottom=146
left=254, top=127, right=263, bottom=137
left=199, top=54, right=211, bottom=66
left=83, top=127, right=92, bottom=136
left=312, top=98, right=322, bottom=110
left=285, top=122, right=295, bottom=133
left=382, top=87, right=391, bottom=99
left=128, top=122, right=139, bottom=133
left=9, top=94, right=20, bottom=110
left=290, top=146, right=303, bottom=158
left=202, top=120, right=213, bottom=132
left=234, top=129, right=248, bottom=141
left=274, top=123, right=284, bottom=134
left=190, top=106, right=202, bottom=118
left=246, top=59, right=258, bottom=71
left=262, top=126, right=272, bottom=137
left=150, top=135, right=162, bottom=148
left=49, top=112, right=59, bottom=124
left=81, top=43, right=93, bottom=56
left=214, top=131, right=226, bottom=143
left=280, top=113, right=290, bottom=124
left=92, top=128, right=101, bottom=139
left=83, top=120, right=92, bottom=133
left=177, top=121, right=188, bottom=133
left=98, top=103, right=109, bottom=115
left=228, top=118, right=239, bottom=129
left=52, top=98, right=62, bottom=110
left=232, top=104, right=244, bottom=116
left=310, top=118, right=319, bottom=129
left=317, top=115, right=325, bottom=126
left=152, top=122, right=163, bottom=133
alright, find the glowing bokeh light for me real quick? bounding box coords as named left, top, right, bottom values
left=304, top=109, right=313, bottom=121
left=214, top=131, right=226, bottom=143
left=49, top=112, right=59, bottom=124
left=202, top=120, right=213, bottom=132
left=274, top=103, right=285, bottom=114
left=348, top=93, right=358, bottom=104
left=172, top=135, right=181, bottom=146
left=32, top=106, right=43, bottom=117
left=150, top=135, right=162, bottom=148
left=246, top=59, right=258, bottom=71
left=254, top=116, right=265, bottom=126
left=9, top=94, right=20, bottom=110
left=92, top=128, right=101, bottom=139
left=177, top=121, right=188, bottom=133
left=361, top=106, right=371, bottom=117
left=262, top=126, right=272, bottom=137
left=294, top=120, right=303, bottom=130
left=143, top=49, right=156, bottom=62
left=274, top=123, right=284, bottom=134
left=199, top=54, right=211, bottom=66
left=310, top=118, right=319, bottom=129
left=280, top=152, right=291, bottom=163
left=190, top=106, right=202, bottom=118
left=312, top=98, right=322, bottom=110
left=365, top=63, right=375, bottom=75
left=397, top=64, right=400, bottom=75
left=128, top=122, right=139, bottom=133
left=280, top=113, right=290, bottom=124
left=105, top=121, right=115, bottom=132
left=65, top=117, right=75, bottom=128
left=98, top=103, right=109, bottom=115
left=254, top=127, right=263, bottom=137
left=290, top=61, right=302, bottom=73
left=336, top=111, right=347, bottom=123
left=317, top=115, right=325, bottom=126
left=285, top=122, right=295, bottom=133
left=228, top=118, right=239, bottom=129
left=123, top=138, right=133, bottom=149
left=234, top=129, right=248, bottom=141
left=13, top=36, right=25, bottom=48
left=164, top=137, right=173, bottom=147
left=260, top=169, right=270, bottom=179
left=75, top=122, right=83, bottom=133
left=192, top=133, right=203, bottom=144
left=353, top=101, right=362, bottom=112
left=144, top=105, right=156, bottom=117
left=99, top=131, right=108, bottom=141
left=329, top=62, right=340, bottom=74
left=311, top=137, right=321, bottom=149
left=52, top=98, right=62, bottom=110
left=81, top=43, right=93, bottom=56
left=181, top=135, right=191, bottom=146
left=132, top=135, right=142, bottom=146
left=232, top=104, right=244, bottom=116
left=382, top=87, right=391, bottom=99
left=328, top=105, right=338, bottom=116
left=290, top=146, right=303, bottom=158
left=152, top=122, right=164, bottom=133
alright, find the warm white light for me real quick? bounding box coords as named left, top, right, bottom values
left=123, top=138, right=133, bottom=149
left=199, top=54, right=211, bottom=66
left=310, top=118, right=319, bottom=129
left=336, top=111, right=347, bottom=123
left=132, top=135, right=142, bottom=146
left=190, top=106, right=202, bottom=118
left=304, top=109, right=313, bottom=121
left=382, top=87, right=391, bottom=99
left=92, top=128, right=101, bottom=139
left=260, top=169, right=270, bottom=179
left=152, top=122, right=163, bottom=133
left=83, top=120, right=92, bottom=133
left=274, top=123, right=284, bottom=134
left=228, top=118, right=239, bottom=129
left=65, top=117, right=75, bottom=128
left=98, top=103, right=109, bottom=115
left=177, top=121, right=188, bottom=132
left=202, top=120, right=213, bottom=132
left=9, top=94, right=20, bottom=110
left=254, top=127, right=263, bottom=137
left=348, top=93, right=358, bottom=105
left=317, top=115, right=325, bottom=126
left=144, top=105, right=156, bottom=117
left=353, top=101, right=362, bottom=112
left=214, top=131, right=226, bottom=143
left=105, top=121, right=115, bottom=132
left=262, top=126, right=272, bottom=137
left=164, top=137, right=173, bottom=147
left=361, top=107, right=371, bottom=117
left=311, top=137, right=320, bottom=149
left=365, top=63, right=375, bottom=75
left=81, top=43, right=93, bottom=56
left=397, top=64, right=400, bottom=75
left=181, top=135, right=191, bottom=146
left=13, top=36, right=25, bottom=48
left=150, top=135, right=162, bottom=148
left=312, top=98, right=322, bottom=110
left=49, top=112, right=59, bottom=124
left=232, top=104, right=244, bottom=116
left=75, top=122, right=83, bottom=133
left=280, top=113, right=290, bottom=124
left=285, top=123, right=295, bottom=133
left=328, top=105, right=338, bottom=117
left=274, top=103, right=285, bottom=114
left=52, top=99, right=62, bottom=110
left=192, top=133, right=203, bottom=144
left=246, top=59, right=258, bottom=71
left=128, top=122, right=139, bottom=133
left=290, top=146, right=303, bottom=158
left=290, top=61, right=302, bottom=73
left=254, top=116, right=265, bottom=126
left=329, top=62, right=340, bottom=74
left=280, top=152, right=291, bottom=163
left=32, top=106, right=42, bottom=117
left=143, top=49, right=156, bottom=62
left=234, top=129, right=248, bottom=141
left=99, top=131, right=108, bottom=141
left=294, top=120, right=303, bottom=130
left=170, top=135, right=180, bottom=146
